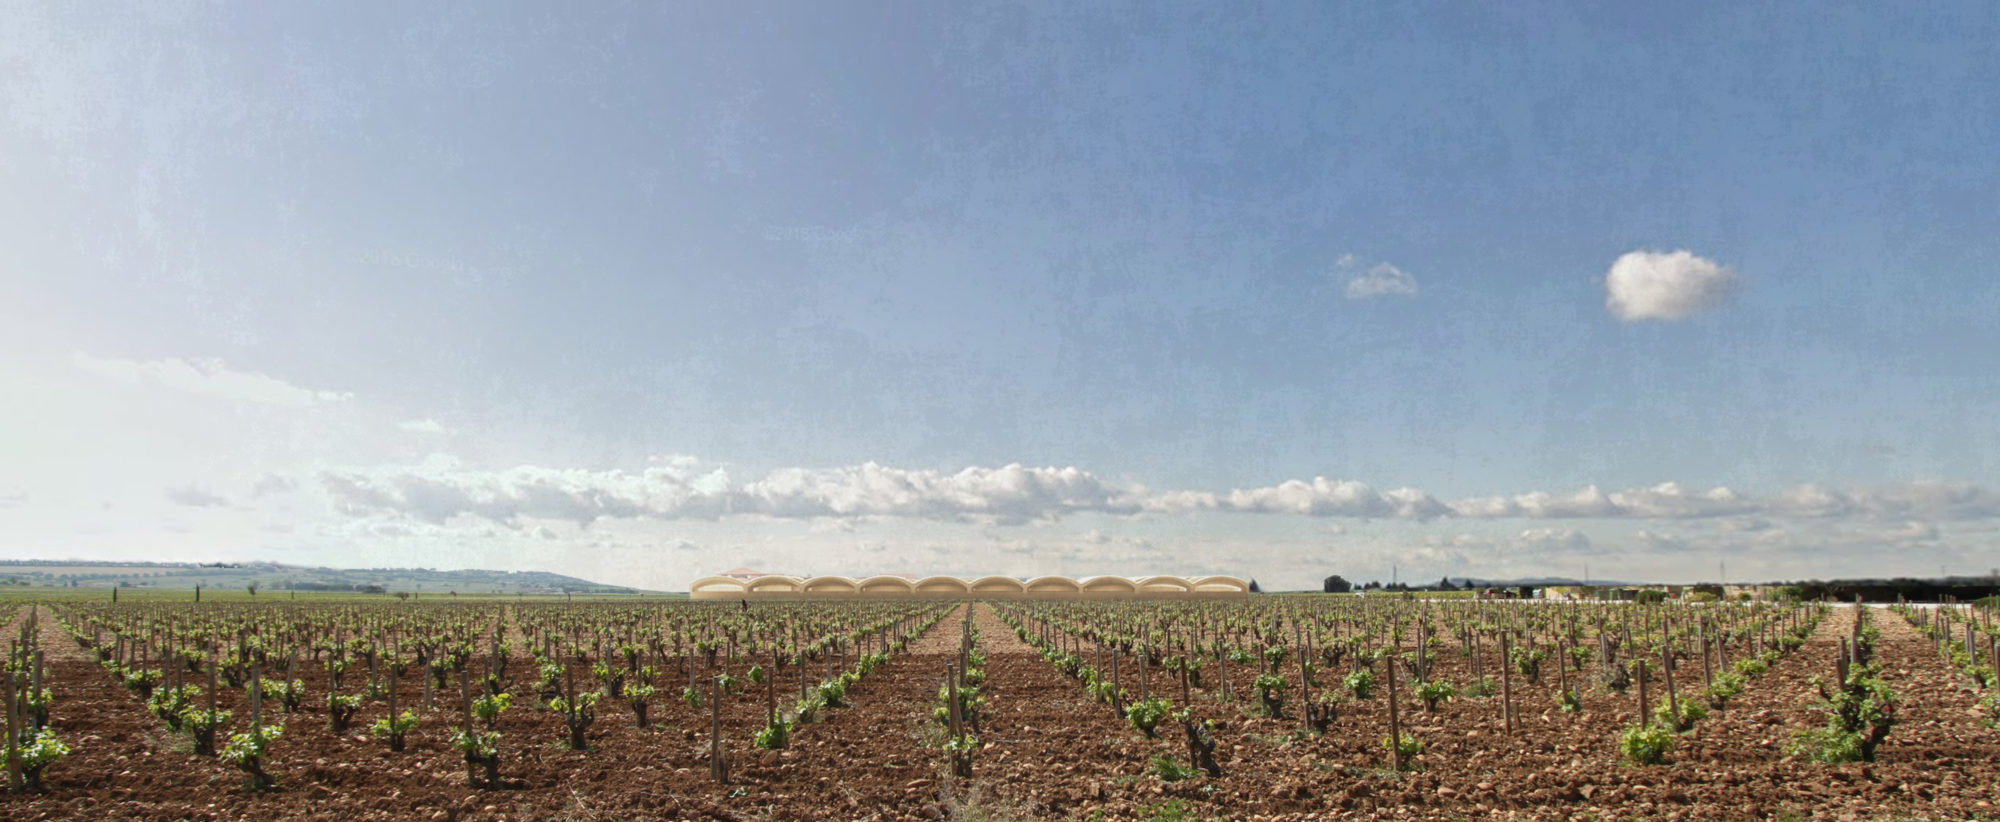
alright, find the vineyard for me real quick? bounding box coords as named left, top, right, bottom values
left=1, top=594, right=1996, bottom=820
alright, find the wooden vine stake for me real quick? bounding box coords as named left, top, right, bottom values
left=4, top=671, right=21, bottom=793
left=708, top=674, right=728, bottom=783
left=1635, top=658, right=1650, bottom=727
left=1385, top=643, right=1403, bottom=770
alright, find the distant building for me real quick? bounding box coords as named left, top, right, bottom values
left=690, top=573, right=1251, bottom=600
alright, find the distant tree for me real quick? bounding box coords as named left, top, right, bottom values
left=1323, top=575, right=1352, bottom=594
left=1248, top=578, right=1263, bottom=593
left=1437, top=577, right=1457, bottom=591
left=393, top=591, right=411, bottom=601
left=246, top=582, right=257, bottom=596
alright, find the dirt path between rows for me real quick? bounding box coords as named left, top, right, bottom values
left=1869, top=606, right=2000, bottom=803
left=32, top=604, right=95, bottom=661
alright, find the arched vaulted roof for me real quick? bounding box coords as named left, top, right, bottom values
left=914, top=576, right=972, bottom=594
left=688, top=572, right=1248, bottom=599
left=969, top=576, right=1027, bottom=594
left=799, top=576, right=859, bottom=594
left=857, top=575, right=916, bottom=593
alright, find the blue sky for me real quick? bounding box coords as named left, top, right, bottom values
left=3, top=1, right=1997, bottom=589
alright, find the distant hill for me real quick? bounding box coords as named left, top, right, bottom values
left=0, top=560, right=647, bottom=594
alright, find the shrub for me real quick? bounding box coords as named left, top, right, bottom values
left=1252, top=673, right=1288, bottom=717
left=472, top=691, right=512, bottom=729
left=1704, top=672, right=1746, bottom=710
left=3, top=728, right=70, bottom=792
left=147, top=685, right=200, bottom=731
left=260, top=677, right=306, bottom=713
left=817, top=678, right=849, bottom=709
left=1381, top=732, right=1423, bottom=770
left=1413, top=679, right=1457, bottom=712
left=371, top=710, right=419, bottom=752
left=1557, top=688, right=1583, bottom=714
left=1789, top=667, right=1896, bottom=763
left=624, top=683, right=657, bottom=728
left=181, top=706, right=233, bottom=756
left=1619, top=723, right=1674, bottom=765
left=218, top=724, right=283, bottom=789
left=754, top=719, right=792, bottom=750
left=1344, top=668, right=1377, bottom=700
left=549, top=690, right=601, bottom=750
left=1654, top=699, right=1708, bottom=733
left=1510, top=645, right=1547, bottom=684
left=450, top=729, right=503, bottom=787
left=123, top=668, right=163, bottom=698
left=327, top=693, right=363, bottom=732
left=1148, top=752, right=1202, bottom=782
left=1126, top=697, right=1171, bottom=738
left=933, top=681, right=987, bottom=734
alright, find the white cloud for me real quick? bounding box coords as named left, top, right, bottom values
left=164, top=485, right=229, bottom=508
left=738, top=463, right=1142, bottom=524
left=1603, top=249, right=1738, bottom=321
left=397, top=418, right=448, bottom=434
left=1217, top=478, right=1448, bottom=520
left=1340, top=255, right=1420, bottom=300
left=71, top=353, right=352, bottom=406
left=318, top=459, right=1146, bottom=528
left=312, top=457, right=2000, bottom=533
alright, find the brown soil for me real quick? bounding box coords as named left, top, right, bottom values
left=1, top=604, right=1995, bottom=821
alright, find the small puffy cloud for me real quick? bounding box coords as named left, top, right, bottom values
left=71, top=352, right=352, bottom=406
left=1339, top=254, right=1419, bottom=300
left=164, top=485, right=228, bottom=508
left=1604, top=249, right=1738, bottom=321
left=397, top=418, right=448, bottom=434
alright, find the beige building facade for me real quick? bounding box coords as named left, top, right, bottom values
left=688, top=574, right=1250, bottom=600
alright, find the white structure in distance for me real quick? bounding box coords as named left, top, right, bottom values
left=689, top=571, right=1250, bottom=600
